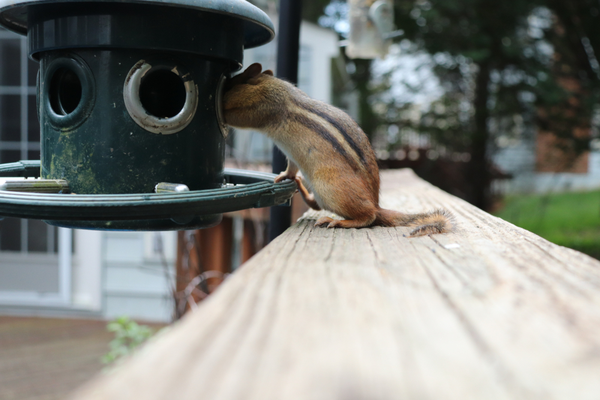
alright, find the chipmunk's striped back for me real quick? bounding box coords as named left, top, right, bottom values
left=282, top=84, right=380, bottom=196
left=222, top=63, right=453, bottom=236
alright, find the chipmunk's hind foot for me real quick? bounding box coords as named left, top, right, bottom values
left=314, top=215, right=376, bottom=229
left=314, top=216, right=334, bottom=227
left=407, top=209, right=454, bottom=237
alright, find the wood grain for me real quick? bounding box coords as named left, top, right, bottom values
left=70, top=169, right=600, bottom=400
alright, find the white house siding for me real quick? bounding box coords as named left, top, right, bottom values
left=493, top=141, right=600, bottom=194
left=71, top=230, right=103, bottom=311
left=0, top=229, right=176, bottom=322
left=0, top=228, right=73, bottom=310
left=493, top=141, right=536, bottom=178
left=102, top=231, right=176, bottom=323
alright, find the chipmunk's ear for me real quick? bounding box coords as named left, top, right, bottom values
left=224, top=63, right=264, bottom=91
left=263, top=69, right=274, bottom=76
left=244, top=63, right=263, bottom=79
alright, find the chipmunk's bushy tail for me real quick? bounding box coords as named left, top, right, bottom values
left=375, top=208, right=453, bottom=237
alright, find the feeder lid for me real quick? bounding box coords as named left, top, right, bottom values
left=0, top=0, right=274, bottom=48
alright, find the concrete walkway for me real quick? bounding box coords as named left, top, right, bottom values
left=0, top=316, right=119, bottom=400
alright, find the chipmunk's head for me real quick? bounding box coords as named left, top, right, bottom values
left=222, top=63, right=279, bottom=129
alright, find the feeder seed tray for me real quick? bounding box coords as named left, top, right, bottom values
left=0, top=161, right=297, bottom=231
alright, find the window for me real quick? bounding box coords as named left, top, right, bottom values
left=0, top=27, right=72, bottom=306
left=0, top=27, right=60, bottom=254
left=0, top=218, right=59, bottom=253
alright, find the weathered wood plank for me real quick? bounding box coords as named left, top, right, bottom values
left=70, top=169, right=600, bottom=400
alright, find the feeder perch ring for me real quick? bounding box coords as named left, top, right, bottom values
left=0, top=161, right=298, bottom=231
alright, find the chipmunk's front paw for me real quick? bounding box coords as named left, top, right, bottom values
left=314, top=217, right=334, bottom=227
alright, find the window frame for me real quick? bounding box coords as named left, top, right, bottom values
left=0, top=27, right=74, bottom=307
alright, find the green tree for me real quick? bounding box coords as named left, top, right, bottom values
left=535, top=0, right=600, bottom=166
left=389, top=0, right=553, bottom=209
left=385, top=0, right=600, bottom=209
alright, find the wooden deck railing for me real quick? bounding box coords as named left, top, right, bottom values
left=70, top=169, right=600, bottom=400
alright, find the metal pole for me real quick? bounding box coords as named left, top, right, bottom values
left=269, top=0, right=302, bottom=242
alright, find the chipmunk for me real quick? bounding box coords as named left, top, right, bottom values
left=222, top=63, right=452, bottom=236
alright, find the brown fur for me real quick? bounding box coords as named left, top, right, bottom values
left=222, top=63, right=453, bottom=236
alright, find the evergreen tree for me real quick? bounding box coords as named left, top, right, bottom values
left=389, top=0, right=551, bottom=209
left=386, top=0, right=600, bottom=209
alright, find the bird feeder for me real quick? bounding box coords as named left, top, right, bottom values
left=346, top=0, right=401, bottom=59
left=0, top=0, right=296, bottom=230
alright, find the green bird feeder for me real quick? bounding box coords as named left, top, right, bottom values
left=0, top=0, right=296, bottom=230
